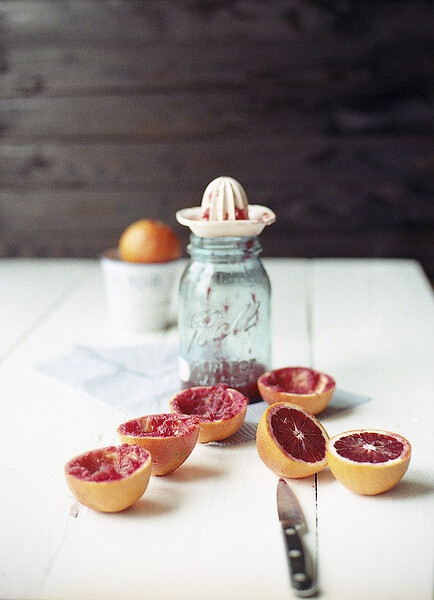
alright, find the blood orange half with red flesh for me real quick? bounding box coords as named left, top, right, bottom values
left=117, top=414, right=199, bottom=476
left=327, top=429, right=411, bottom=495
left=256, top=402, right=329, bottom=478
left=169, top=384, right=248, bottom=443
left=258, top=366, right=335, bottom=415
left=64, top=444, right=152, bottom=512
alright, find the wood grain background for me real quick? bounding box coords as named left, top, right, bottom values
left=1, top=1, right=433, bottom=277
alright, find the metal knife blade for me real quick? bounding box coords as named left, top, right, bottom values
left=276, top=478, right=317, bottom=597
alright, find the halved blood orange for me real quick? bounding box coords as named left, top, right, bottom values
left=169, top=384, right=248, bottom=443
left=117, top=414, right=200, bottom=476
left=256, top=402, right=329, bottom=478
left=257, top=366, right=336, bottom=415
left=326, top=429, right=411, bottom=495
left=64, top=444, right=152, bottom=512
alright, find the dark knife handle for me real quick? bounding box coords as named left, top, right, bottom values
left=281, top=521, right=316, bottom=597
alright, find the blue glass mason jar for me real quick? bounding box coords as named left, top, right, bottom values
left=178, top=234, right=271, bottom=401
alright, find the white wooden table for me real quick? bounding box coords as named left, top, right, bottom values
left=0, top=258, right=433, bottom=600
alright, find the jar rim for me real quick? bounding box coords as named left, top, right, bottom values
left=187, top=234, right=263, bottom=261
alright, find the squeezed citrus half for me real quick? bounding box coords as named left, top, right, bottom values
left=64, top=444, right=152, bottom=512
left=169, top=384, right=248, bottom=443
left=118, top=413, right=200, bottom=476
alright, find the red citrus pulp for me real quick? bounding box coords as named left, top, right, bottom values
left=64, top=444, right=152, bottom=512
left=169, top=384, right=248, bottom=443
left=257, top=366, right=335, bottom=415
left=117, top=414, right=200, bottom=476
left=326, top=429, right=411, bottom=495
left=256, top=402, right=329, bottom=478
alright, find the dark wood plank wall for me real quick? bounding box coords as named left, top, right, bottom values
left=1, top=1, right=433, bottom=276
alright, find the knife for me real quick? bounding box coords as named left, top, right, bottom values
left=276, top=478, right=317, bottom=597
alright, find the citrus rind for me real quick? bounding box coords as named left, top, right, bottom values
left=119, top=219, right=182, bottom=263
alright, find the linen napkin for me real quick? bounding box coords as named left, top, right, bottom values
left=35, top=342, right=370, bottom=445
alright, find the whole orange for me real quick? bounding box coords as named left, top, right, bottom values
left=118, top=219, right=182, bottom=263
